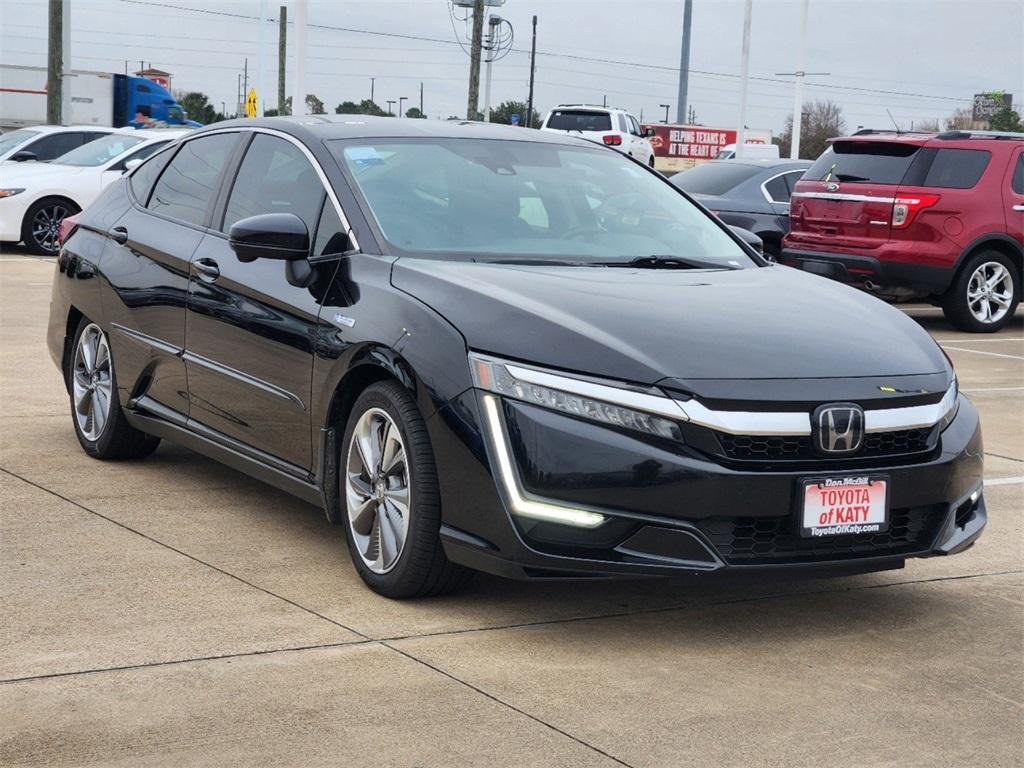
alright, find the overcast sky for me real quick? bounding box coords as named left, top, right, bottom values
left=2, top=0, right=1022, bottom=135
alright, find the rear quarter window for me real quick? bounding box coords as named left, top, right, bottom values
left=546, top=110, right=612, bottom=132
left=921, top=149, right=990, bottom=189
left=806, top=142, right=920, bottom=185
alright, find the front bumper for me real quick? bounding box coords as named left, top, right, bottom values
left=428, top=390, right=985, bottom=580
left=779, top=246, right=955, bottom=295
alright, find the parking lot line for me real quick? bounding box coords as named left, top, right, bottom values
left=941, top=346, right=1024, bottom=361
left=934, top=337, right=1024, bottom=344
left=985, top=476, right=1024, bottom=487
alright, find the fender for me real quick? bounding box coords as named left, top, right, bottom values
left=954, top=232, right=1023, bottom=273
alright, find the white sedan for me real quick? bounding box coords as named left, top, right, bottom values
left=0, top=124, right=117, bottom=164
left=0, top=127, right=190, bottom=254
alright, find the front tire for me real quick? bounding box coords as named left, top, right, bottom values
left=68, top=318, right=160, bottom=459
left=22, top=197, right=78, bottom=256
left=942, top=251, right=1020, bottom=332
left=341, top=381, right=470, bottom=598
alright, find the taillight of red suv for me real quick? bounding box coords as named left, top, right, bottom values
left=892, top=194, right=940, bottom=228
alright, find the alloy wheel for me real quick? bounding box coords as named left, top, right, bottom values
left=967, top=261, right=1014, bottom=325
left=31, top=202, right=71, bottom=254
left=344, top=408, right=411, bottom=574
left=72, top=323, right=114, bottom=442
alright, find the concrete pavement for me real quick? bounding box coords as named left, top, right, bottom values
left=1, top=251, right=1021, bottom=767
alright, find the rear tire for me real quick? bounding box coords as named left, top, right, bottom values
left=648, top=155, right=656, bottom=169
left=340, top=381, right=471, bottom=598
left=67, top=317, right=160, bottom=460
left=22, top=197, right=79, bottom=256
left=941, top=251, right=1020, bottom=333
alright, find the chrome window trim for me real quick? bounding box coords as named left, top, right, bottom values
left=175, top=125, right=360, bottom=251
left=791, top=191, right=896, bottom=204
left=759, top=169, right=807, bottom=205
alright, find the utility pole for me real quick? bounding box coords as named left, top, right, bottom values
left=278, top=5, right=287, bottom=114
left=370, top=77, right=375, bottom=104
left=257, top=0, right=267, bottom=116
left=236, top=73, right=242, bottom=117
left=526, top=14, right=537, bottom=127
left=775, top=0, right=828, bottom=159
left=602, top=94, right=607, bottom=108
left=294, top=0, right=308, bottom=114
left=735, top=0, right=752, bottom=158
left=676, top=0, right=692, bottom=124
left=243, top=57, right=248, bottom=114
left=483, top=15, right=497, bottom=123
left=466, top=0, right=484, bottom=119
left=46, top=0, right=65, bottom=125
left=419, top=81, right=424, bottom=115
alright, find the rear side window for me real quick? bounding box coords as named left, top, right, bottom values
left=147, top=133, right=237, bottom=226
left=921, top=149, right=990, bottom=189
left=1011, top=155, right=1023, bottom=194
left=129, top=145, right=174, bottom=204
left=806, top=142, right=920, bottom=185
left=546, top=110, right=612, bottom=132
left=671, top=163, right=762, bottom=196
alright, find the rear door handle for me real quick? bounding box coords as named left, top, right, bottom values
left=193, top=258, right=220, bottom=281
left=1013, top=204, right=1024, bottom=212
left=108, top=226, right=128, bottom=245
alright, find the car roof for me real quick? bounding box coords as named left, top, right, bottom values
left=829, top=129, right=1024, bottom=148
left=195, top=115, right=596, bottom=148
left=704, top=158, right=812, bottom=170
left=7, top=124, right=117, bottom=134
left=120, top=127, right=194, bottom=140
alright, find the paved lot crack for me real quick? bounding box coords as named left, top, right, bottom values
left=0, top=466, right=371, bottom=642
left=381, top=642, right=638, bottom=768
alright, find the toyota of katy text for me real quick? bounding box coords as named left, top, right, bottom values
left=48, top=117, right=985, bottom=599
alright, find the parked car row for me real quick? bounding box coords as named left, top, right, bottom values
left=48, top=116, right=985, bottom=600
left=1, top=127, right=190, bottom=254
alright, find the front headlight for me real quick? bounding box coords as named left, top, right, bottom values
left=938, top=375, right=959, bottom=431
left=0, top=188, right=26, bottom=199
left=469, top=353, right=685, bottom=441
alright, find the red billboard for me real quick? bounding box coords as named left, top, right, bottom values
left=644, top=126, right=737, bottom=160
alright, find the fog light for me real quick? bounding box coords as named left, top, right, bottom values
left=480, top=394, right=606, bottom=529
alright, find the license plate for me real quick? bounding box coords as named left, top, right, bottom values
left=800, top=476, right=889, bottom=538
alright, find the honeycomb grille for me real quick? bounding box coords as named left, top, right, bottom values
left=717, top=427, right=935, bottom=462
left=695, top=505, right=945, bottom=564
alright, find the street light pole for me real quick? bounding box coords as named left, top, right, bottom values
left=386, top=100, right=395, bottom=116
left=660, top=104, right=670, bottom=124
left=398, top=96, right=408, bottom=118
left=483, top=16, right=498, bottom=123
left=735, top=0, right=752, bottom=159
left=776, top=0, right=829, bottom=159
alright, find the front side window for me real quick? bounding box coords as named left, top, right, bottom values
left=53, top=133, right=145, bottom=167
left=222, top=134, right=325, bottom=233
left=627, top=115, right=642, bottom=136
left=330, top=138, right=752, bottom=267
left=147, top=133, right=237, bottom=226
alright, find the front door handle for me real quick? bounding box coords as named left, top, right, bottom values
left=108, top=226, right=128, bottom=245
left=1013, top=204, right=1024, bottom=212
left=193, top=258, right=220, bottom=281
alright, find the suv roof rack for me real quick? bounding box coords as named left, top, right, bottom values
left=555, top=103, right=619, bottom=111
left=851, top=128, right=934, bottom=137
left=935, top=129, right=1024, bottom=141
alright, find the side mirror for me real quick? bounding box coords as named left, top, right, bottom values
left=229, top=213, right=310, bottom=262
left=11, top=150, right=37, bottom=162
left=643, top=127, right=656, bottom=138
left=728, top=225, right=763, bottom=256
left=123, top=158, right=144, bottom=173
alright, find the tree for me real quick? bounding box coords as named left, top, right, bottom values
left=912, top=119, right=941, bottom=132
left=405, top=106, right=425, bottom=119
left=265, top=96, right=292, bottom=117
left=177, top=91, right=217, bottom=125
left=990, top=106, right=1023, bottom=132
left=776, top=99, right=845, bottom=159
left=336, top=100, right=360, bottom=114
left=488, top=100, right=541, bottom=128
left=305, top=93, right=325, bottom=115
left=358, top=99, right=387, bottom=116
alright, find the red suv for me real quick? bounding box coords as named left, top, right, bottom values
left=782, top=130, right=1024, bottom=331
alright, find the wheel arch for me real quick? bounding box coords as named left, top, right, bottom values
left=954, top=234, right=1023, bottom=291
left=60, top=305, right=86, bottom=391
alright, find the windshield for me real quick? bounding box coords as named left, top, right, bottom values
left=329, top=138, right=753, bottom=267
left=53, top=134, right=145, bottom=167
left=671, top=162, right=762, bottom=195
left=0, top=129, right=41, bottom=156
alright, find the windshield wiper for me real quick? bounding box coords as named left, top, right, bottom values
left=598, top=255, right=737, bottom=270
left=482, top=257, right=591, bottom=267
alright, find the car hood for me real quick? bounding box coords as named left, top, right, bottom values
left=391, top=260, right=948, bottom=383
left=0, top=162, right=91, bottom=183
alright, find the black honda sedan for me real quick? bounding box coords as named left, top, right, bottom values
left=671, top=159, right=812, bottom=260
left=48, top=117, right=985, bottom=598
